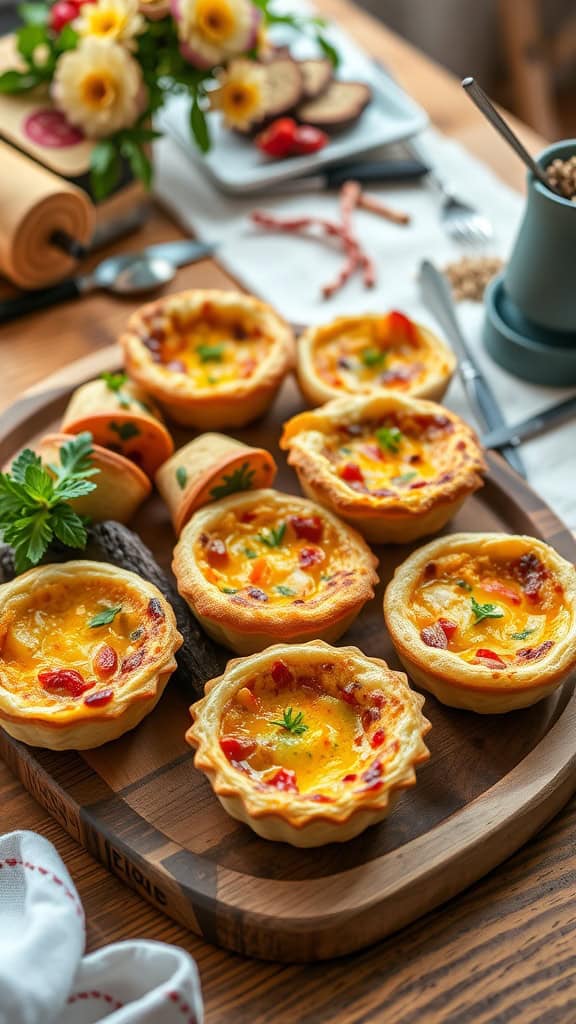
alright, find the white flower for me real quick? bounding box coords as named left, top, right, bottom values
left=75, top=0, right=145, bottom=50
left=52, top=37, right=144, bottom=138
left=210, top=58, right=267, bottom=130
left=173, top=0, right=258, bottom=69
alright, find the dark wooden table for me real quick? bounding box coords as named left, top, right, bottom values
left=3, top=2, right=574, bottom=1020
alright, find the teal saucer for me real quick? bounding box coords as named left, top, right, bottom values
left=483, top=273, right=576, bottom=385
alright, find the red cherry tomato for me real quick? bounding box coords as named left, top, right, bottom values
left=50, top=0, right=79, bottom=32
left=256, top=118, right=298, bottom=159
left=387, top=310, right=417, bottom=344
left=220, top=736, right=256, bottom=762
left=292, top=124, right=329, bottom=155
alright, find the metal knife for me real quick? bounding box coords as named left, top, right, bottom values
left=0, top=239, right=215, bottom=323
left=419, top=260, right=527, bottom=478
left=258, top=158, right=429, bottom=194
left=482, top=395, right=576, bottom=450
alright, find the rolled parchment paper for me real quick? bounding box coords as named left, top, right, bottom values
left=0, top=141, right=94, bottom=288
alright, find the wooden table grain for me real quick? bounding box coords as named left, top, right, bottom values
left=3, top=3, right=574, bottom=1021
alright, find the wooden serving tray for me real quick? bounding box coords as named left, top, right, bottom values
left=1, top=347, right=576, bottom=963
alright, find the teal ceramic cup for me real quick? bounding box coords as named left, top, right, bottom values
left=504, top=139, right=576, bottom=333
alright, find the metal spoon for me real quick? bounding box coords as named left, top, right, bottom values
left=461, top=77, right=560, bottom=195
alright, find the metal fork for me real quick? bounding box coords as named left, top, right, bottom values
left=428, top=171, right=494, bottom=247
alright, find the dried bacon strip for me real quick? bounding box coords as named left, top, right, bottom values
left=516, top=640, right=553, bottom=662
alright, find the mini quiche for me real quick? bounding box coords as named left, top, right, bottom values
left=384, top=533, right=576, bottom=713
left=173, top=489, right=378, bottom=655
left=297, top=310, right=456, bottom=407
left=281, top=394, right=486, bottom=544
left=61, top=376, right=174, bottom=478
left=120, top=289, right=295, bottom=428
left=186, top=640, right=431, bottom=846
left=0, top=562, right=182, bottom=749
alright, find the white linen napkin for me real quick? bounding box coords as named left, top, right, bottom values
left=153, top=125, right=576, bottom=529
left=0, top=831, right=203, bottom=1024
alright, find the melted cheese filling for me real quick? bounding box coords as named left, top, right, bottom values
left=312, top=313, right=441, bottom=394
left=195, top=499, right=353, bottom=606
left=219, top=659, right=403, bottom=798
left=0, top=579, right=162, bottom=709
left=140, top=309, right=272, bottom=389
left=324, top=413, right=457, bottom=496
left=410, top=551, right=568, bottom=666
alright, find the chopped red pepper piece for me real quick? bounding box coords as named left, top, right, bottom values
left=84, top=688, right=114, bottom=708
left=475, top=649, right=506, bottom=667
left=93, top=644, right=118, bottom=678
left=362, top=707, right=380, bottom=731
left=289, top=514, right=324, bottom=543
left=387, top=310, right=417, bottom=343
left=438, top=618, right=458, bottom=641
left=339, top=462, right=365, bottom=484
left=271, top=659, right=293, bottom=687
left=267, top=768, right=299, bottom=793
left=482, top=581, right=521, bottom=606
left=310, top=793, right=333, bottom=803
left=371, top=729, right=386, bottom=748
left=343, top=773, right=357, bottom=782
left=38, top=668, right=94, bottom=698
left=220, top=735, right=256, bottom=762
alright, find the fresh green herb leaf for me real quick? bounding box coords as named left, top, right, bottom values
left=190, top=93, right=210, bottom=153
left=339, top=446, right=352, bottom=455
left=210, top=461, right=255, bottom=500
left=316, top=32, right=340, bottom=68
left=361, top=347, right=385, bottom=369
left=109, top=421, right=140, bottom=441
left=272, top=707, right=308, bottom=736
left=471, top=597, right=504, bottom=624
left=89, top=605, right=123, bottom=628
left=456, top=579, right=473, bottom=592
left=244, top=547, right=257, bottom=559
left=0, top=433, right=98, bottom=572
left=101, top=371, right=128, bottom=393
left=220, top=586, right=238, bottom=594
left=511, top=627, right=536, bottom=641
left=276, top=585, right=296, bottom=596
left=258, top=522, right=286, bottom=548
left=376, top=426, right=403, bottom=454
left=392, top=471, right=417, bottom=485
left=197, top=343, right=224, bottom=363
left=176, top=466, right=188, bottom=490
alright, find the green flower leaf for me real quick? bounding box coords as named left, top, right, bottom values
left=190, top=94, right=210, bottom=154
left=90, top=139, right=121, bottom=202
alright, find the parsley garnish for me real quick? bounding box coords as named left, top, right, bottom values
left=471, top=597, right=504, bottom=624
left=89, top=605, right=123, bottom=628
left=0, top=432, right=98, bottom=573
left=376, top=426, right=403, bottom=454
left=210, top=461, right=255, bottom=500
left=511, top=627, right=536, bottom=640
left=272, top=707, right=308, bottom=735
left=110, top=421, right=140, bottom=441
left=456, top=579, right=472, bottom=592
left=244, top=547, right=257, bottom=559
left=276, top=584, right=296, bottom=596
left=392, top=471, right=417, bottom=485
left=101, top=371, right=131, bottom=409
left=197, top=343, right=224, bottom=363
left=361, top=347, right=385, bottom=369
left=176, top=466, right=188, bottom=490
left=258, top=522, right=286, bottom=548
left=220, top=586, right=238, bottom=594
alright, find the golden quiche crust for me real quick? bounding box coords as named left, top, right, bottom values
left=186, top=640, right=431, bottom=846
left=172, top=488, right=378, bottom=655
left=384, top=533, right=576, bottom=713
left=296, top=311, right=456, bottom=407
left=0, top=561, right=182, bottom=749
left=281, top=393, right=486, bottom=543
left=120, top=289, right=295, bottom=428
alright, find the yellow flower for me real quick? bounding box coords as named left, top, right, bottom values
left=75, top=0, right=145, bottom=50
left=52, top=37, right=144, bottom=138
left=174, top=0, right=258, bottom=68
left=210, top=58, right=267, bottom=130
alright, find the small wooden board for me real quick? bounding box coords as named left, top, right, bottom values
left=1, top=348, right=575, bottom=963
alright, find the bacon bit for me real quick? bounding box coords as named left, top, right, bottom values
left=289, top=515, right=324, bottom=543
left=247, top=587, right=268, bottom=602
left=420, top=623, right=448, bottom=649
left=361, top=760, right=383, bottom=791
left=240, top=511, right=257, bottom=523
left=424, top=562, right=437, bottom=580
left=363, top=443, right=383, bottom=462
left=371, top=729, right=386, bottom=748
left=93, top=645, right=118, bottom=678
left=362, top=707, right=381, bottom=731
left=84, top=688, right=114, bottom=708
left=38, top=668, right=94, bottom=698
left=438, top=618, right=458, bottom=641
left=516, top=640, right=554, bottom=662
left=340, top=682, right=360, bottom=705
left=299, top=546, right=325, bottom=569
left=220, top=736, right=256, bottom=762
left=239, top=358, right=257, bottom=378
left=147, top=597, right=165, bottom=621
left=371, top=691, right=386, bottom=708
left=388, top=310, right=417, bottom=344
left=409, top=480, right=427, bottom=490
left=166, top=359, right=186, bottom=373
left=310, top=794, right=333, bottom=803
left=205, top=538, right=228, bottom=567
left=515, top=552, right=549, bottom=602
left=475, top=649, right=506, bottom=667
left=339, top=462, right=365, bottom=484
left=121, top=649, right=145, bottom=673
left=482, top=581, right=522, bottom=606
left=343, top=773, right=357, bottom=782
left=267, top=768, right=298, bottom=793
left=380, top=365, right=419, bottom=387
left=249, top=556, right=271, bottom=586
left=271, top=659, right=293, bottom=687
